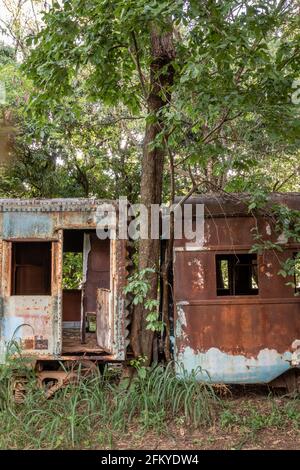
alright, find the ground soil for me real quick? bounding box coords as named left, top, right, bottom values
left=113, top=387, right=300, bottom=450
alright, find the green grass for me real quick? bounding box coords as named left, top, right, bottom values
left=0, top=360, right=220, bottom=449
left=218, top=396, right=300, bottom=450
left=219, top=397, right=300, bottom=432
left=1, top=347, right=299, bottom=450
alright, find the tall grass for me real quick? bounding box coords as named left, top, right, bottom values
left=0, top=360, right=220, bottom=449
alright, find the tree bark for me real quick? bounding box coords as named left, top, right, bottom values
left=130, top=24, right=175, bottom=363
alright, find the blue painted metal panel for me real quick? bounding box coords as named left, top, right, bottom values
left=175, top=346, right=292, bottom=384
left=2, top=213, right=53, bottom=238
left=1, top=296, right=53, bottom=356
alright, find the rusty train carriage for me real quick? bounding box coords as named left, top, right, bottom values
left=0, top=194, right=300, bottom=390
left=0, top=199, right=129, bottom=364
left=173, top=193, right=300, bottom=386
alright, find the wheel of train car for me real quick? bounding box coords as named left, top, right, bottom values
left=12, top=375, right=28, bottom=404
left=37, top=370, right=78, bottom=399
left=59, top=359, right=99, bottom=378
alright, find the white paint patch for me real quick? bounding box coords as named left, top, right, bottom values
left=175, top=346, right=292, bottom=384
left=174, top=246, right=210, bottom=252
left=175, top=305, right=188, bottom=340
left=184, top=245, right=206, bottom=251
left=277, top=232, right=288, bottom=244
left=291, top=350, right=300, bottom=366
left=291, top=339, right=300, bottom=350
left=291, top=339, right=300, bottom=366
left=188, top=258, right=204, bottom=289
left=266, top=223, right=272, bottom=236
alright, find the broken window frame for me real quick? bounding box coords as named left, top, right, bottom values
left=216, top=253, right=259, bottom=297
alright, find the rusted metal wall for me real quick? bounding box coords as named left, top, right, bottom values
left=62, top=290, right=81, bottom=322
left=0, top=199, right=127, bottom=362
left=0, top=236, right=61, bottom=358
left=173, top=194, right=300, bottom=383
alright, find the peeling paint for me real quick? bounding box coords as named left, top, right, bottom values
left=173, top=194, right=300, bottom=385
left=291, top=339, right=300, bottom=366
left=277, top=232, right=288, bottom=244
left=175, top=305, right=187, bottom=339
left=192, top=258, right=204, bottom=289
left=0, top=198, right=127, bottom=363
left=184, top=245, right=206, bottom=251
left=266, top=223, right=272, bottom=236
left=2, top=213, right=53, bottom=238
left=3, top=296, right=53, bottom=353
left=176, top=346, right=292, bottom=383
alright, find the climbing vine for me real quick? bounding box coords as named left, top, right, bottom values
left=124, top=268, right=163, bottom=332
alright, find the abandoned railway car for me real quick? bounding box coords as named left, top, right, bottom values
left=0, top=198, right=130, bottom=366
left=0, top=194, right=299, bottom=392
left=173, top=193, right=300, bottom=389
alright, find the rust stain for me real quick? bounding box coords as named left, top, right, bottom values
left=174, top=194, right=300, bottom=380
left=22, top=338, right=34, bottom=350
left=176, top=303, right=300, bottom=358
left=0, top=198, right=128, bottom=362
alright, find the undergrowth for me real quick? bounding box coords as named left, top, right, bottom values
left=1, top=346, right=299, bottom=450
left=219, top=394, right=300, bottom=450
left=0, top=359, right=220, bottom=449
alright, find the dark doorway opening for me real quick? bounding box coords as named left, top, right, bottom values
left=62, top=230, right=110, bottom=354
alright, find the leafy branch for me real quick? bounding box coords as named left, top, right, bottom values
left=124, top=268, right=163, bottom=332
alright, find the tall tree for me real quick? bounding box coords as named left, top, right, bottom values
left=131, top=24, right=175, bottom=359
left=25, top=0, right=179, bottom=362
left=23, top=0, right=300, bottom=362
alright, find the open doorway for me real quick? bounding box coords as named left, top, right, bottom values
left=62, top=230, right=111, bottom=354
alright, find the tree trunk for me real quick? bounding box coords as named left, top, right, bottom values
left=130, top=24, right=175, bottom=363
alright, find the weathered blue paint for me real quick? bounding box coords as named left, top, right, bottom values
left=2, top=212, right=53, bottom=238
left=175, top=346, right=292, bottom=384
left=0, top=316, right=30, bottom=362
left=0, top=296, right=54, bottom=356
left=175, top=304, right=297, bottom=383
left=1, top=316, right=30, bottom=342
left=0, top=198, right=127, bottom=363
